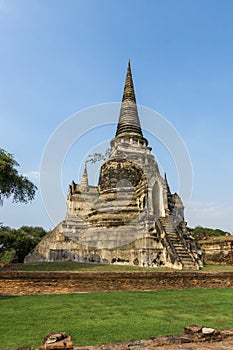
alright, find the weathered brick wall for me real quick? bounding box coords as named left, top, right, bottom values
left=1, top=271, right=233, bottom=295
left=200, top=237, right=233, bottom=264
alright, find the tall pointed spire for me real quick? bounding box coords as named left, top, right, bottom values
left=115, top=60, right=144, bottom=138
left=121, top=59, right=137, bottom=103
left=80, top=162, right=88, bottom=190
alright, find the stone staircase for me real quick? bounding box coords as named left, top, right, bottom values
left=160, top=217, right=198, bottom=270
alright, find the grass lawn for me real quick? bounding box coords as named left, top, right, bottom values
left=20, top=261, right=174, bottom=272
left=20, top=261, right=233, bottom=272
left=1, top=288, right=233, bottom=349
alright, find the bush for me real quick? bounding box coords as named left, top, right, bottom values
left=191, top=225, right=230, bottom=240
left=0, top=225, right=47, bottom=262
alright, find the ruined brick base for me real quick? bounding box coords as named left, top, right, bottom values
left=3, top=327, right=233, bottom=350
left=1, top=271, right=233, bottom=295
left=74, top=326, right=233, bottom=350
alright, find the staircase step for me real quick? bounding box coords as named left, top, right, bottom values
left=159, top=217, right=199, bottom=270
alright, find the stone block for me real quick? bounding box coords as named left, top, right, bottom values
left=41, top=332, right=73, bottom=350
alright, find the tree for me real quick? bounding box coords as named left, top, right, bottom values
left=0, top=225, right=47, bottom=262
left=0, top=224, right=16, bottom=261
left=87, top=148, right=111, bottom=164
left=0, top=148, right=37, bottom=205
left=191, top=225, right=230, bottom=240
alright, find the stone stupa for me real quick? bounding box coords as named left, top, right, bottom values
left=25, top=61, right=203, bottom=270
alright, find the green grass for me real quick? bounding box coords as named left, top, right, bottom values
left=1, top=288, right=233, bottom=349
left=20, top=261, right=233, bottom=272
left=20, top=261, right=175, bottom=272
left=200, top=264, right=233, bottom=272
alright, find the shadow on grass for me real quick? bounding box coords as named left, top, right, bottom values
left=0, top=295, right=19, bottom=300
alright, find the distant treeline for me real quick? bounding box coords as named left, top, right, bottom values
left=190, top=225, right=231, bottom=240
left=0, top=224, right=48, bottom=263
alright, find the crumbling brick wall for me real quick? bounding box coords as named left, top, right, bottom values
left=1, top=271, right=233, bottom=295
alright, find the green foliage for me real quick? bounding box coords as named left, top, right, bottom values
left=0, top=249, right=15, bottom=262
left=0, top=225, right=47, bottom=262
left=191, top=225, right=230, bottom=239
left=0, top=289, right=233, bottom=348
left=0, top=148, right=37, bottom=205
left=0, top=225, right=15, bottom=261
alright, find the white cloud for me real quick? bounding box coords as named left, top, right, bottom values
left=186, top=201, right=233, bottom=233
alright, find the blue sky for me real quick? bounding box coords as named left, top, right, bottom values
left=0, top=0, right=233, bottom=232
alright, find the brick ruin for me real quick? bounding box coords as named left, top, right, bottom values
left=200, top=236, right=233, bottom=264
left=1, top=270, right=233, bottom=295
left=25, top=61, right=203, bottom=269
